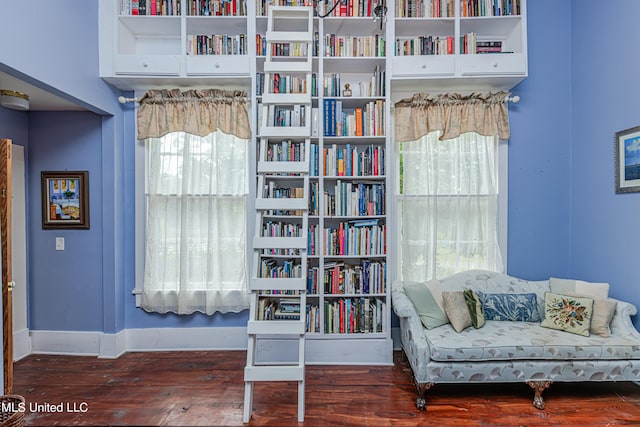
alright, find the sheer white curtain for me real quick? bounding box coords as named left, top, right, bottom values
left=397, top=131, right=503, bottom=282
left=142, top=129, right=250, bottom=314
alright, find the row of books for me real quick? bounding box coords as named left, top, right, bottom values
left=121, top=0, right=181, bottom=15
left=322, top=143, right=385, bottom=177
left=323, top=260, right=386, bottom=294
left=257, top=33, right=320, bottom=57
left=323, top=219, right=386, bottom=256
left=261, top=104, right=308, bottom=128
left=317, top=0, right=381, bottom=18
left=188, top=0, right=247, bottom=16
left=324, top=34, right=386, bottom=58
left=323, top=99, right=385, bottom=137
left=186, top=34, right=248, bottom=56
left=259, top=258, right=303, bottom=279
left=395, top=35, right=454, bottom=56
left=257, top=73, right=317, bottom=97
left=324, top=297, right=385, bottom=334
left=461, top=0, right=520, bottom=17
left=265, top=140, right=306, bottom=162
left=324, top=181, right=385, bottom=217
left=257, top=297, right=301, bottom=320
left=262, top=182, right=306, bottom=215
left=461, top=33, right=506, bottom=54
left=395, top=0, right=454, bottom=18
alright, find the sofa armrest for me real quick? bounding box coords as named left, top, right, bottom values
left=391, top=280, right=418, bottom=318
left=610, top=298, right=640, bottom=340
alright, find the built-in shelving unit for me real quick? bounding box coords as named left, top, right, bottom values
left=99, top=0, right=527, bottom=366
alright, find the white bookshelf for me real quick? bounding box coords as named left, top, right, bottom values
left=99, top=0, right=528, bottom=366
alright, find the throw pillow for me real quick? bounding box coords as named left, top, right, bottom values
left=442, top=291, right=472, bottom=333
left=463, top=289, right=485, bottom=329
left=403, top=283, right=449, bottom=329
left=550, top=277, right=610, bottom=299
left=477, top=292, right=542, bottom=322
left=566, top=292, right=617, bottom=337
left=540, top=292, right=594, bottom=336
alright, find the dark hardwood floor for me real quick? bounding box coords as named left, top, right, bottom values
left=10, top=350, right=640, bottom=426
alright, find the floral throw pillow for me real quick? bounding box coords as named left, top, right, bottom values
left=540, top=292, right=594, bottom=336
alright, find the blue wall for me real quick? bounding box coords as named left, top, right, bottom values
left=28, top=112, right=104, bottom=331
left=0, top=0, right=638, bottom=335
left=569, top=0, right=640, bottom=322
left=507, top=0, right=573, bottom=280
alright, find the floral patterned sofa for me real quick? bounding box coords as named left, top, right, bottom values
left=392, top=270, right=640, bottom=410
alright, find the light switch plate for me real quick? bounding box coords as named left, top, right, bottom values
left=55, top=237, right=65, bottom=251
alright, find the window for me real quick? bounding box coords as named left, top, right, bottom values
left=136, top=130, right=250, bottom=314
left=396, top=131, right=505, bottom=282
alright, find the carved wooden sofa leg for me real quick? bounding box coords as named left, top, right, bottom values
left=526, top=380, right=552, bottom=409
left=414, top=381, right=434, bottom=411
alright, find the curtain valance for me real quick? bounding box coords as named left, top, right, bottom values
left=394, top=91, right=511, bottom=142
left=136, top=88, right=251, bottom=140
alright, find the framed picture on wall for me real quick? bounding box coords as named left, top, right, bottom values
left=41, top=171, right=90, bottom=229
left=615, top=126, right=640, bottom=194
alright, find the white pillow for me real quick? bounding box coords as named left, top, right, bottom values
left=549, top=277, right=609, bottom=299
left=574, top=280, right=609, bottom=299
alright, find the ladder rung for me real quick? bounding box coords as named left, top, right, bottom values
left=266, top=31, right=313, bottom=43
left=251, top=277, right=307, bottom=291
left=244, top=365, right=304, bottom=382
left=255, top=198, right=307, bottom=211
left=262, top=93, right=311, bottom=105
left=260, top=125, right=311, bottom=137
left=264, top=61, right=312, bottom=73
left=247, top=319, right=306, bottom=335
left=257, top=161, right=309, bottom=174
left=254, top=236, right=307, bottom=249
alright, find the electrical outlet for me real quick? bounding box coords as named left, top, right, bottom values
left=55, top=237, right=65, bottom=251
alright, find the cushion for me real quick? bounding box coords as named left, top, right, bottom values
left=550, top=277, right=609, bottom=299
left=463, top=289, right=485, bottom=329
left=477, top=292, right=542, bottom=322
left=540, top=292, right=594, bottom=336
left=589, top=298, right=617, bottom=337
left=566, top=292, right=617, bottom=337
left=442, top=291, right=472, bottom=332
left=403, top=282, right=448, bottom=329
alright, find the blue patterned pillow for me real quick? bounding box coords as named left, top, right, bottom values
left=477, top=292, right=542, bottom=322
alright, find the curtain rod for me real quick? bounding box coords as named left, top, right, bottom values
left=121, top=95, right=521, bottom=104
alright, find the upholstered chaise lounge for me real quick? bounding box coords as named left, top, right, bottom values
left=392, top=270, right=640, bottom=410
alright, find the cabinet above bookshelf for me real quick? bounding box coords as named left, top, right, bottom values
left=99, top=0, right=252, bottom=91
left=388, top=0, right=528, bottom=93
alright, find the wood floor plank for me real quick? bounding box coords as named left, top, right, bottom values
left=10, top=350, right=640, bottom=426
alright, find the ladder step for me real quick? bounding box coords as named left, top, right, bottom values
left=251, top=277, right=307, bottom=291
left=254, top=236, right=307, bottom=249
left=257, top=160, right=309, bottom=174
left=264, top=61, right=312, bottom=73
left=260, top=125, right=311, bottom=137
left=244, top=365, right=304, bottom=382
left=261, top=93, right=311, bottom=105
left=247, top=319, right=306, bottom=335
left=255, top=197, right=307, bottom=211
left=266, top=31, right=313, bottom=43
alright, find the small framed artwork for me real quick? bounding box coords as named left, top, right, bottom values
left=41, top=171, right=90, bottom=229
left=615, top=126, right=640, bottom=194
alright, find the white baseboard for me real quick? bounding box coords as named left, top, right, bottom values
left=29, top=327, right=249, bottom=358
left=13, top=328, right=31, bottom=361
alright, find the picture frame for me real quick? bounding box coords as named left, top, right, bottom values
left=41, top=171, right=90, bottom=229
left=615, top=126, right=640, bottom=194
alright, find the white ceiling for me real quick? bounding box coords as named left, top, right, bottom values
left=0, top=71, right=87, bottom=112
